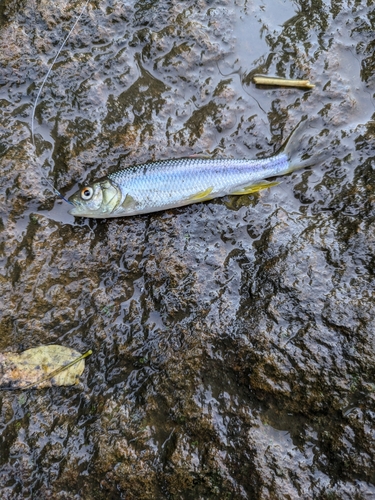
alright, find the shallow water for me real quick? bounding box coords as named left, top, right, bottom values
left=0, top=0, right=375, bottom=498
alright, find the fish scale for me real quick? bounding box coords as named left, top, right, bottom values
left=106, top=154, right=289, bottom=214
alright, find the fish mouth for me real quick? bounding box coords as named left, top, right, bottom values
left=67, top=197, right=100, bottom=218
left=68, top=206, right=80, bottom=216
left=67, top=196, right=83, bottom=216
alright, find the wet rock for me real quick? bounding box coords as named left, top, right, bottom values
left=1, top=0, right=375, bottom=499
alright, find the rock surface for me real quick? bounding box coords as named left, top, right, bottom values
left=0, top=0, right=375, bottom=498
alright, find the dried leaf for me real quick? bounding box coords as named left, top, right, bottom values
left=0, top=345, right=91, bottom=390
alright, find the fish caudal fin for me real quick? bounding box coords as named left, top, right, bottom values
left=281, top=118, right=330, bottom=174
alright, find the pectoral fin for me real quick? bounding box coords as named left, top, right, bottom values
left=122, top=193, right=137, bottom=210
left=231, top=180, right=280, bottom=196
left=188, top=187, right=214, bottom=201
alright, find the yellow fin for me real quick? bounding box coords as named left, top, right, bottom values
left=231, top=180, right=280, bottom=196
left=188, top=186, right=214, bottom=201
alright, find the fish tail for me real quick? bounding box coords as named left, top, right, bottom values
left=281, top=117, right=329, bottom=173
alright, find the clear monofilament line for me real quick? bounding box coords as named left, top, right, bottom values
left=31, top=0, right=90, bottom=204
left=31, top=0, right=90, bottom=145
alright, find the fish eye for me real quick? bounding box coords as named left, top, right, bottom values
left=81, top=187, right=93, bottom=200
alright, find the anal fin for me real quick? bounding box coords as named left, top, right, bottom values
left=231, top=180, right=279, bottom=196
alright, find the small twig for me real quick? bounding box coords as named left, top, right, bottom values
left=253, top=75, right=315, bottom=89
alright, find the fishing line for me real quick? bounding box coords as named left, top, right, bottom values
left=31, top=0, right=90, bottom=203
left=215, top=61, right=267, bottom=115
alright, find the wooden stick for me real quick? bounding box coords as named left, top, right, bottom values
left=253, top=75, right=315, bottom=89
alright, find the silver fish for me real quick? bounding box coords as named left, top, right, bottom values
left=68, top=123, right=312, bottom=218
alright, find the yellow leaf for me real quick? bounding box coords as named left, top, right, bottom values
left=0, top=345, right=91, bottom=390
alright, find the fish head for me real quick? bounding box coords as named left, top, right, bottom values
left=68, top=178, right=122, bottom=218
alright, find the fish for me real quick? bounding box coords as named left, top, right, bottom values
left=68, top=122, right=314, bottom=218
